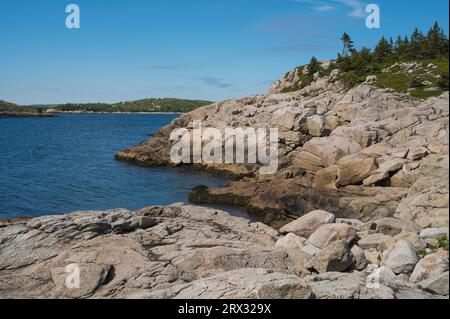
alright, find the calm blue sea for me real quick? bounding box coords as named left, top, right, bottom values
left=0, top=114, right=249, bottom=219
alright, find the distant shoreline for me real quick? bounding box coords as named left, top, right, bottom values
left=0, top=112, right=56, bottom=118
left=57, top=111, right=182, bottom=115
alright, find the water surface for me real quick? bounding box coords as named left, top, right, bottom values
left=0, top=114, right=249, bottom=219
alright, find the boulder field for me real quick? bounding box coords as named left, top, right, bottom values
left=1, top=66, right=448, bottom=299
left=116, top=68, right=448, bottom=230
left=0, top=204, right=448, bottom=299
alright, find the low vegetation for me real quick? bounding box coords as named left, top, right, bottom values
left=54, top=98, right=213, bottom=113
left=0, top=100, right=46, bottom=115
left=438, top=236, right=449, bottom=251
left=282, top=22, right=449, bottom=99
left=418, top=236, right=449, bottom=257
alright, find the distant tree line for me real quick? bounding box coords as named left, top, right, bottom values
left=54, top=98, right=213, bottom=113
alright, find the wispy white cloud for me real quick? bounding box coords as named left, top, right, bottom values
left=314, top=5, right=335, bottom=12
left=291, top=0, right=366, bottom=18
left=333, top=0, right=366, bottom=18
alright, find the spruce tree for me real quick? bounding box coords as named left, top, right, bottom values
left=408, top=28, right=426, bottom=59
left=340, top=33, right=354, bottom=57
left=425, top=22, right=449, bottom=58
left=395, top=35, right=405, bottom=57
left=307, top=56, right=321, bottom=81
left=374, top=36, right=392, bottom=64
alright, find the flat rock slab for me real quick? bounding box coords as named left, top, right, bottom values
left=0, top=204, right=443, bottom=299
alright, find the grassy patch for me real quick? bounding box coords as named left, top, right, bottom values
left=373, top=58, right=449, bottom=99
left=438, top=236, right=449, bottom=251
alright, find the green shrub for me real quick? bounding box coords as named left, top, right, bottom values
left=437, top=73, right=449, bottom=90
left=438, top=236, right=449, bottom=251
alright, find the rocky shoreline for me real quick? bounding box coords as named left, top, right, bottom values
left=0, top=111, right=56, bottom=118
left=1, top=64, right=448, bottom=299
left=115, top=64, right=449, bottom=299
left=58, top=111, right=182, bottom=115
left=116, top=67, right=449, bottom=230
left=0, top=204, right=447, bottom=299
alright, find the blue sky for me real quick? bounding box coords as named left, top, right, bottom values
left=0, top=0, right=448, bottom=105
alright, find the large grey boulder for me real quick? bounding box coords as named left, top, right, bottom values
left=307, top=115, right=324, bottom=137
left=410, top=250, right=449, bottom=283
left=302, top=136, right=362, bottom=167
left=306, top=223, right=356, bottom=249
left=358, top=233, right=393, bottom=250
left=275, top=233, right=306, bottom=250
left=375, top=217, right=421, bottom=236
left=306, top=240, right=354, bottom=273
left=419, top=228, right=449, bottom=239
left=418, top=271, right=449, bottom=296
left=377, top=158, right=406, bottom=174
left=280, top=210, right=335, bottom=238
left=275, top=233, right=310, bottom=268
left=366, top=266, right=398, bottom=290
left=351, top=245, right=368, bottom=271
left=381, top=240, right=419, bottom=274
left=301, top=243, right=322, bottom=258
left=302, top=272, right=395, bottom=299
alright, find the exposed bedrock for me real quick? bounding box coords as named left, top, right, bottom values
left=116, top=70, right=448, bottom=229
left=1, top=204, right=448, bottom=299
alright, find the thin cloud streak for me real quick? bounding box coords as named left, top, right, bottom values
left=146, top=65, right=188, bottom=70
left=201, top=77, right=235, bottom=89
left=314, top=5, right=335, bottom=12
left=258, top=43, right=336, bottom=53
left=292, top=0, right=366, bottom=18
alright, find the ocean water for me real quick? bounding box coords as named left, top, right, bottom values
left=0, top=114, right=249, bottom=219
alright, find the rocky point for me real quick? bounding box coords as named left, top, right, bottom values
left=1, top=63, right=448, bottom=299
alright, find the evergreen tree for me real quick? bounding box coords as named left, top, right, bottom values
left=389, top=37, right=395, bottom=53
left=330, top=23, right=448, bottom=90
left=425, top=22, right=449, bottom=58
left=374, top=36, right=392, bottom=63
left=340, top=33, right=354, bottom=57
left=408, top=28, right=426, bottom=59
left=395, top=35, right=405, bottom=57
left=404, top=35, right=410, bottom=48
left=352, top=47, right=373, bottom=74
left=307, top=56, right=321, bottom=81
